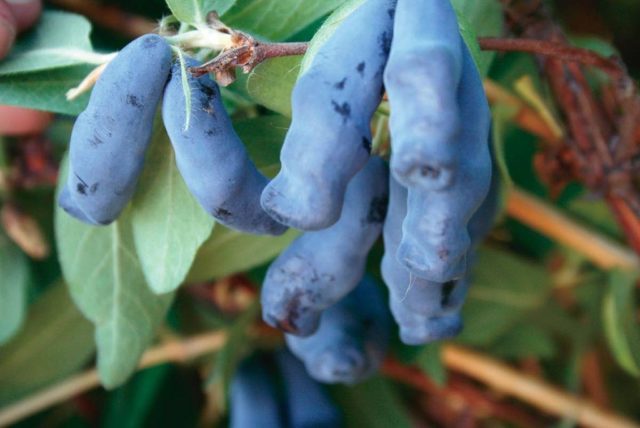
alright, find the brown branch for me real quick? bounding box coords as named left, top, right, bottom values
left=478, top=37, right=625, bottom=78
left=581, top=351, right=611, bottom=409
left=442, top=344, right=639, bottom=428
left=382, top=359, right=542, bottom=428
left=0, top=332, right=227, bottom=427
left=506, top=187, right=640, bottom=270
left=383, top=346, right=639, bottom=428
left=188, top=41, right=308, bottom=78
left=483, top=79, right=562, bottom=144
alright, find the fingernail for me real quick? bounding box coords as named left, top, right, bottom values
left=0, top=1, right=16, bottom=60
left=5, top=0, right=40, bottom=32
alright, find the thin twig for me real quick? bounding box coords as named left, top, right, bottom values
left=478, top=37, right=625, bottom=78
left=506, top=187, right=640, bottom=270
left=0, top=332, right=227, bottom=427
left=382, top=359, right=542, bottom=427
left=484, top=79, right=562, bottom=144
left=442, top=345, right=639, bottom=428
left=384, top=347, right=638, bottom=428
left=189, top=41, right=308, bottom=77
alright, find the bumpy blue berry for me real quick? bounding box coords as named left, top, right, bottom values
left=261, top=0, right=397, bottom=230
left=261, top=157, right=388, bottom=336
left=285, top=276, right=391, bottom=384
left=60, top=34, right=172, bottom=225
left=230, top=357, right=283, bottom=428
left=394, top=44, right=492, bottom=283
left=275, top=350, right=342, bottom=427
left=163, top=58, right=287, bottom=235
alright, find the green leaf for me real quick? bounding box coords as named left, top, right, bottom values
left=492, top=104, right=516, bottom=187
left=206, top=303, right=258, bottom=412
left=452, top=0, right=503, bottom=75
left=566, top=197, right=622, bottom=240
left=187, top=226, right=299, bottom=282
left=131, top=123, right=215, bottom=295
left=103, top=365, right=172, bottom=428
left=167, top=0, right=237, bottom=25
left=234, top=114, right=289, bottom=176
left=458, top=247, right=552, bottom=346
left=0, top=234, right=29, bottom=344
left=331, top=376, right=412, bottom=428
left=0, top=65, right=92, bottom=115
left=603, top=270, right=640, bottom=376
left=246, top=56, right=301, bottom=117
left=490, top=323, right=556, bottom=359
left=0, top=282, right=94, bottom=405
left=56, top=161, right=174, bottom=388
left=0, top=11, right=108, bottom=76
left=300, top=0, right=366, bottom=73
left=416, top=343, right=447, bottom=386
left=224, top=0, right=347, bottom=41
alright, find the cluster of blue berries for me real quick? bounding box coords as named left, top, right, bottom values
left=58, top=0, right=497, bottom=388
left=230, top=351, right=342, bottom=428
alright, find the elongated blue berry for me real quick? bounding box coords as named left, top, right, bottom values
left=384, top=0, right=466, bottom=188
left=286, top=276, right=391, bottom=384
left=60, top=34, right=172, bottom=225
left=382, top=165, right=500, bottom=344
left=395, top=44, right=492, bottom=282
left=261, top=0, right=397, bottom=230
left=230, top=357, right=283, bottom=428
left=261, top=157, right=388, bottom=336
left=163, top=58, right=287, bottom=235
left=275, top=350, right=342, bottom=427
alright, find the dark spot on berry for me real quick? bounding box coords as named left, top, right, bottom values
left=274, top=288, right=316, bottom=334
left=76, top=182, right=87, bottom=195
left=334, top=77, right=347, bottom=90
left=206, top=128, right=221, bottom=137
left=441, top=281, right=456, bottom=307
left=366, top=195, right=389, bottom=224
left=378, top=31, right=392, bottom=57
left=320, top=273, right=335, bottom=283
left=356, top=62, right=366, bottom=76
left=199, top=84, right=218, bottom=115
left=142, top=36, right=159, bottom=48
left=331, top=100, right=351, bottom=123
left=126, top=94, right=143, bottom=109
left=89, top=135, right=104, bottom=147
left=362, top=136, right=372, bottom=153
left=387, top=8, right=395, bottom=19
left=438, top=248, right=450, bottom=261
left=74, top=174, right=90, bottom=196
left=421, top=165, right=442, bottom=179
left=213, top=207, right=232, bottom=220
left=200, top=83, right=216, bottom=99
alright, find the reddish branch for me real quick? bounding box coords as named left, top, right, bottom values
left=498, top=0, right=640, bottom=259
left=382, top=358, right=544, bottom=427
left=478, top=38, right=625, bottom=78
left=188, top=39, right=307, bottom=85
